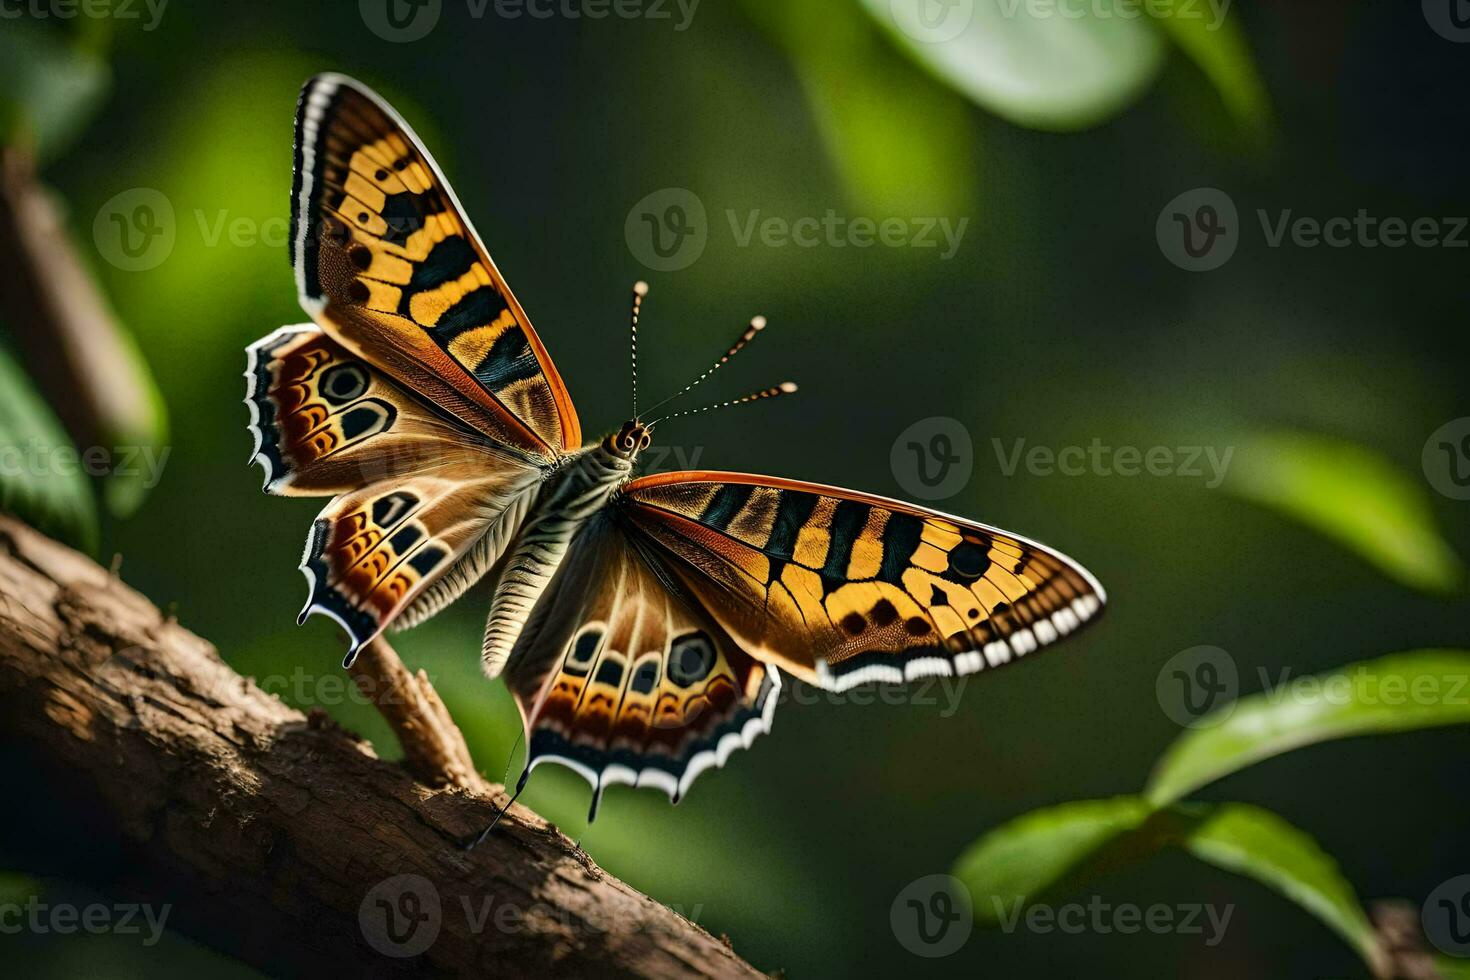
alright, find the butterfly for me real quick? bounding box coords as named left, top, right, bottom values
left=246, top=73, right=1107, bottom=824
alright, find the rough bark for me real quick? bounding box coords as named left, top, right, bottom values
left=0, top=516, right=762, bottom=979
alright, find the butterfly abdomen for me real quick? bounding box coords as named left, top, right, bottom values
left=480, top=446, right=633, bottom=678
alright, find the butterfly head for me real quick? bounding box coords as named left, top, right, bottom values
left=605, top=419, right=653, bottom=461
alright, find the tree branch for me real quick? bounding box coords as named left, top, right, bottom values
left=347, top=636, right=490, bottom=795
left=0, top=516, right=762, bottom=979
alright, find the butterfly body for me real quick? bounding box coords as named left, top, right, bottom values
left=480, top=430, right=640, bottom=676
left=249, top=73, right=1107, bottom=814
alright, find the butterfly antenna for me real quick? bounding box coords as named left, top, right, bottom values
left=629, top=280, right=648, bottom=419
left=465, top=769, right=530, bottom=851
left=641, top=315, right=768, bottom=417
left=648, top=381, right=798, bottom=425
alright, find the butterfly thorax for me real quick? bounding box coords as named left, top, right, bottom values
left=480, top=433, right=638, bottom=678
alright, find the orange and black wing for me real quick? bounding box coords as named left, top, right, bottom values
left=618, top=472, right=1106, bottom=691
left=247, top=324, right=541, bottom=660
left=290, top=73, right=580, bottom=461
left=503, top=515, right=778, bottom=816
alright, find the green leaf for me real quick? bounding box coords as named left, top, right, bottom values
left=1182, top=804, right=1386, bottom=974
left=862, top=0, right=1167, bottom=131
left=1146, top=0, right=1272, bottom=144
left=0, top=22, right=110, bottom=165
left=954, top=796, right=1158, bottom=925
left=1225, top=431, right=1464, bottom=594
left=740, top=0, right=976, bottom=215
left=954, top=798, right=1387, bottom=975
left=1147, top=649, right=1470, bottom=806
left=0, top=343, right=98, bottom=551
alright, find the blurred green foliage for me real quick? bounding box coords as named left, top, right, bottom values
left=956, top=649, right=1470, bottom=976
left=1226, top=432, right=1464, bottom=594
left=0, top=344, right=99, bottom=551
left=864, top=0, right=1167, bottom=131
left=1, top=16, right=169, bottom=530
left=1147, top=649, right=1470, bottom=805
left=0, top=22, right=109, bottom=164
left=956, top=798, right=1384, bottom=969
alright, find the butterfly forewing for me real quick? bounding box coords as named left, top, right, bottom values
left=292, top=73, right=580, bottom=460
left=247, top=324, right=516, bottom=495
left=619, top=472, right=1106, bottom=691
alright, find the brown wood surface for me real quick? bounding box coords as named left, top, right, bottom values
left=0, top=515, right=764, bottom=979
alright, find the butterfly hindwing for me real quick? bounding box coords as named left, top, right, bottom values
left=619, top=472, right=1106, bottom=691
left=503, top=515, right=779, bottom=813
left=301, top=465, right=539, bottom=660
left=291, top=73, right=579, bottom=460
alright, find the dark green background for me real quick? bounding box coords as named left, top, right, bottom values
left=3, top=1, right=1469, bottom=976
